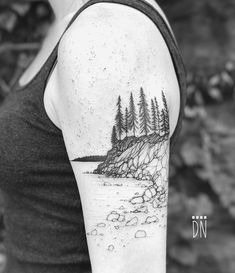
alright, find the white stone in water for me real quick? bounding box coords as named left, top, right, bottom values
left=97, top=223, right=106, bottom=228
left=135, top=230, right=147, bottom=238
left=145, top=216, right=159, bottom=224
left=131, top=196, right=144, bottom=204
left=107, top=211, right=120, bottom=222
left=91, top=229, right=98, bottom=236
left=126, top=217, right=138, bottom=226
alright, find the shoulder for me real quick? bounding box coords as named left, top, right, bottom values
left=55, top=3, right=180, bottom=138
left=57, top=3, right=178, bottom=91
left=57, top=2, right=173, bottom=72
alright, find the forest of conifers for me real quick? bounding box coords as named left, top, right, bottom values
left=112, top=89, right=169, bottom=145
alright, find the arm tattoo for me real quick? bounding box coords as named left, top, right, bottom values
left=73, top=87, right=169, bottom=252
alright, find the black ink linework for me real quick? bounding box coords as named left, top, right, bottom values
left=94, top=88, right=169, bottom=186
left=129, top=92, right=138, bottom=137
left=76, top=87, right=170, bottom=251
left=73, top=155, right=106, bottom=162
left=94, top=88, right=169, bottom=238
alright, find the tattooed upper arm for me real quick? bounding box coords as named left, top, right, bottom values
left=56, top=4, right=180, bottom=273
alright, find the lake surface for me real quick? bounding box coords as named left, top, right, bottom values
left=74, top=162, right=167, bottom=253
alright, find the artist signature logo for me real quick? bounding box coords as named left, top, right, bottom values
left=192, top=216, right=207, bottom=239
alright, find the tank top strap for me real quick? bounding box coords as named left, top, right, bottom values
left=45, top=0, right=187, bottom=148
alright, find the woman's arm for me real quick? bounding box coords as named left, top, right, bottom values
left=55, top=4, right=180, bottom=273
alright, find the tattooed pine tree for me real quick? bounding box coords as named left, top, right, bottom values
left=124, top=108, right=129, bottom=138
left=151, top=99, right=157, bottom=134
left=154, top=97, right=160, bottom=134
left=138, top=87, right=151, bottom=136
left=111, top=126, right=118, bottom=146
left=115, top=96, right=124, bottom=140
left=160, top=91, right=170, bottom=137
left=128, top=93, right=138, bottom=136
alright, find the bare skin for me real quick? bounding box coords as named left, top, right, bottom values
left=19, top=0, right=170, bottom=89
left=19, top=1, right=180, bottom=273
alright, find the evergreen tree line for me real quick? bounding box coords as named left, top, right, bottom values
left=111, top=87, right=169, bottom=145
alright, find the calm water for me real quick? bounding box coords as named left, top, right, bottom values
left=74, top=162, right=167, bottom=252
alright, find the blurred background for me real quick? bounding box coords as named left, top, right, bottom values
left=0, top=0, right=235, bottom=272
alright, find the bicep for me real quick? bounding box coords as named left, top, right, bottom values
left=56, top=16, right=178, bottom=273
left=69, top=96, right=170, bottom=273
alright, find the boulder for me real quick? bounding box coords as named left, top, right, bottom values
left=126, top=217, right=138, bottom=226
left=135, top=230, right=147, bottom=238
left=145, top=216, right=159, bottom=224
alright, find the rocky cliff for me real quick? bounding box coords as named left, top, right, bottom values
left=94, top=133, right=169, bottom=206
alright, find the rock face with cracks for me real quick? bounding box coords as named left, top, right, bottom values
left=90, top=133, right=169, bottom=249
left=94, top=133, right=169, bottom=206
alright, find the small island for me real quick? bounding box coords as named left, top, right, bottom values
left=94, top=88, right=170, bottom=206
